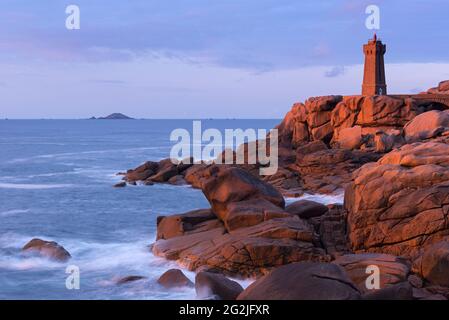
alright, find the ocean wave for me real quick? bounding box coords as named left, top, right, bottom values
left=0, top=209, right=30, bottom=217
left=0, top=183, right=75, bottom=189
left=285, top=191, right=345, bottom=205
left=7, top=147, right=166, bottom=164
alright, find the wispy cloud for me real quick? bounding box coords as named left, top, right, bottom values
left=325, top=66, right=345, bottom=78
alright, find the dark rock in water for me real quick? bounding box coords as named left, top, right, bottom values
left=195, top=271, right=243, bottom=300
left=113, top=181, right=126, bottom=188
left=22, top=238, right=71, bottom=262
left=237, top=262, right=360, bottom=300
left=157, top=269, right=193, bottom=288
left=98, top=113, right=133, bottom=120
left=168, top=175, right=187, bottom=185
left=116, top=275, right=147, bottom=285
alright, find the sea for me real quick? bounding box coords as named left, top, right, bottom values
left=0, top=119, right=343, bottom=300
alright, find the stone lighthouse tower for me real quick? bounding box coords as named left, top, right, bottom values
left=362, top=33, right=387, bottom=95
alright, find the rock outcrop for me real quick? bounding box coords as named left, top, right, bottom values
left=427, top=80, right=449, bottom=94
left=345, top=142, right=449, bottom=258
left=152, top=215, right=328, bottom=277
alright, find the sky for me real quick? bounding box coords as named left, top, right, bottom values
left=1, top=0, right=449, bottom=119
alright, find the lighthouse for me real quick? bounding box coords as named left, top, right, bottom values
left=362, top=33, right=387, bottom=96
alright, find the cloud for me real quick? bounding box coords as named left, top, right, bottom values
left=324, top=66, right=345, bottom=78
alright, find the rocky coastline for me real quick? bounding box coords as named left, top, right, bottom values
left=30, top=80, right=449, bottom=299
left=113, top=80, right=449, bottom=300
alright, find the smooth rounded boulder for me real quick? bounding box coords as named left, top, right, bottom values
left=195, top=271, right=243, bottom=300
left=404, top=110, right=449, bottom=142
left=285, top=200, right=328, bottom=219
left=237, top=262, right=360, bottom=300
left=201, top=166, right=285, bottom=221
left=157, top=269, right=193, bottom=288
left=22, top=238, right=71, bottom=262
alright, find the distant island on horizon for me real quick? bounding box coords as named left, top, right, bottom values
left=90, top=113, right=134, bottom=120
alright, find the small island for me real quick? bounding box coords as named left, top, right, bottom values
left=90, top=113, right=134, bottom=120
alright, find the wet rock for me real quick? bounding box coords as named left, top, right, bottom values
left=125, top=161, right=158, bottom=182
left=157, top=269, right=193, bottom=288
left=168, top=175, right=187, bottom=185
left=195, top=271, right=243, bottom=300
left=22, top=238, right=71, bottom=262
left=116, top=275, right=147, bottom=285
left=113, top=181, right=126, bottom=188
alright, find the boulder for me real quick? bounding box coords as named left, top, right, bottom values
left=333, top=253, right=410, bottom=293
left=201, top=166, right=285, bottom=222
left=116, top=275, right=147, bottom=285
left=157, top=269, right=193, bottom=288
left=336, top=125, right=363, bottom=150
left=22, top=238, right=71, bottom=262
left=415, top=241, right=449, bottom=287
left=222, top=198, right=291, bottom=231
left=285, top=200, right=328, bottom=219
left=113, top=181, right=126, bottom=188
left=346, top=142, right=449, bottom=258
left=156, top=209, right=219, bottom=240
left=404, top=110, right=449, bottom=142
left=237, top=262, right=360, bottom=300
left=195, top=271, right=243, bottom=300
left=125, top=161, right=158, bottom=182
left=183, top=164, right=209, bottom=188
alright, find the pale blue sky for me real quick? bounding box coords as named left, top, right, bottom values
left=1, top=0, right=449, bottom=118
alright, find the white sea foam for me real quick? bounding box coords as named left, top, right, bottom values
left=0, top=183, right=74, bottom=190
left=7, top=147, right=164, bottom=164
left=285, top=191, right=345, bottom=205
left=0, top=209, right=30, bottom=217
